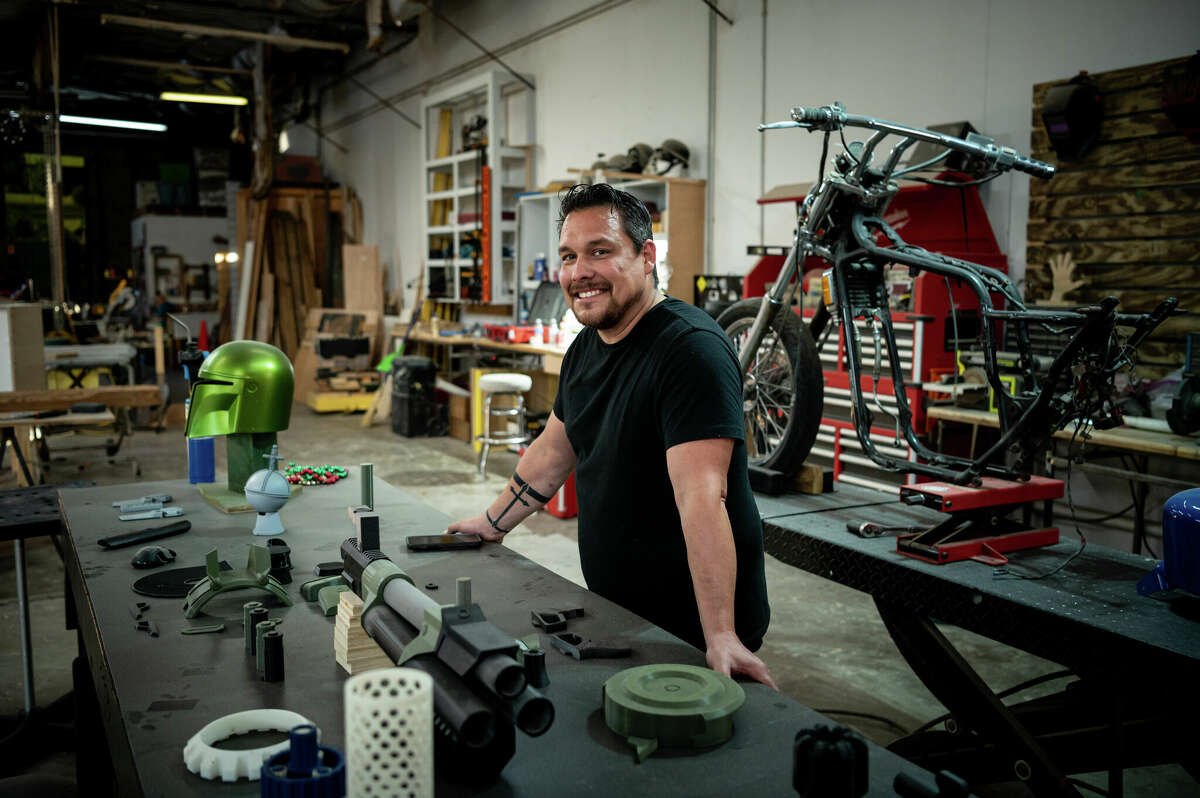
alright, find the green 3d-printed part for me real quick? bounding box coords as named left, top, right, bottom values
left=317, top=584, right=351, bottom=615
left=299, top=575, right=345, bottom=602
left=602, top=664, right=746, bottom=763
left=181, top=624, right=226, bottom=635
left=183, top=546, right=293, bottom=619
left=185, top=340, right=294, bottom=438
left=255, top=619, right=281, bottom=674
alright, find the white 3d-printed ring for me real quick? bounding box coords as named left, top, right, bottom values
left=183, top=709, right=313, bottom=782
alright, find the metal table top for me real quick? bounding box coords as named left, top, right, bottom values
left=759, top=484, right=1199, bottom=679
left=61, top=473, right=934, bottom=797
left=0, top=485, right=62, bottom=542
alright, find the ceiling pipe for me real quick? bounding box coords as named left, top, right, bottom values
left=85, top=55, right=252, bottom=76
left=100, top=13, right=351, bottom=54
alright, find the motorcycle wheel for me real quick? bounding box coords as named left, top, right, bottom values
left=717, top=298, right=824, bottom=474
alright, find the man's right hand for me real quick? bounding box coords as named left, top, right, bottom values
left=446, top=514, right=507, bottom=543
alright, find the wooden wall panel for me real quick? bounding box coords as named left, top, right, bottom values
left=1026, top=56, right=1200, bottom=377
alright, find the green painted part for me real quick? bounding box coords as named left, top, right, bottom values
left=255, top=619, right=281, bottom=673
left=395, top=604, right=442, bottom=665
left=359, top=558, right=412, bottom=618
left=602, top=664, right=745, bottom=758
left=197, top=481, right=302, bottom=514
left=317, top=584, right=351, bottom=615
left=182, top=545, right=294, bottom=619
left=300, top=575, right=345, bottom=602
left=627, top=736, right=658, bottom=764
left=181, top=624, right=225, bottom=635
left=225, top=432, right=277, bottom=494
left=242, top=601, right=264, bottom=652
left=186, top=340, right=294, bottom=438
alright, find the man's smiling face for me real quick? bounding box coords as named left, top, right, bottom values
left=557, top=205, right=654, bottom=334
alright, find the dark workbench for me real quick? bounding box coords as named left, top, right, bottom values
left=758, top=483, right=1200, bottom=796
left=61, top=473, right=934, bottom=797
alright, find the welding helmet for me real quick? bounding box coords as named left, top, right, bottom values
left=185, top=340, right=294, bottom=438
left=1137, top=488, right=1200, bottom=597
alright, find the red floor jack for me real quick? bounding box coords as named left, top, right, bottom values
left=894, top=476, right=1064, bottom=565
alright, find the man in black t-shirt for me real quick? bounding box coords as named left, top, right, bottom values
left=449, top=184, right=774, bottom=687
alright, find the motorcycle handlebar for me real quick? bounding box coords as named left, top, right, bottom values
left=781, top=104, right=1056, bottom=181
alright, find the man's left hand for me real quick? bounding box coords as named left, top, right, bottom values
left=705, top=631, right=777, bottom=690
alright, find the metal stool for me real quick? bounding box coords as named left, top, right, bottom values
left=476, top=373, right=533, bottom=476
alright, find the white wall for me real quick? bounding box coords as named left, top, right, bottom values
left=311, top=0, right=1200, bottom=307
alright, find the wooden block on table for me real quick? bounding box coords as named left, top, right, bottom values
left=333, top=591, right=393, bottom=675
left=793, top=462, right=834, bottom=495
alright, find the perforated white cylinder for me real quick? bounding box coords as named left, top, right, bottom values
left=344, top=667, right=434, bottom=798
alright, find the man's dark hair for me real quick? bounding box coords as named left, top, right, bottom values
left=557, top=183, right=657, bottom=287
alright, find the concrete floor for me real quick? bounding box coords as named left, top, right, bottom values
left=0, top=406, right=1194, bottom=796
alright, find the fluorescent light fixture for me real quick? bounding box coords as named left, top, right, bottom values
left=60, top=114, right=167, bottom=132
left=160, top=91, right=248, bottom=106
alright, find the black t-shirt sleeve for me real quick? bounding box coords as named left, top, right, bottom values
left=656, top=330, right=745, bottom=449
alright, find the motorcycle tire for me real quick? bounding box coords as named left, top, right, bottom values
left=717, top=298, right=824, bottom=474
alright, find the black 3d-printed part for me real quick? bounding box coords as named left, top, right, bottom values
left=131, top=561, right=232, bottom=599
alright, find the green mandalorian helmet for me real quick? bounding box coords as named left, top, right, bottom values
left=185, top=341, right=294, bottom=438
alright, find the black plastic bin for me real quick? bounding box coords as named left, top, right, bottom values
left=391, top=356, right=437, bottom=437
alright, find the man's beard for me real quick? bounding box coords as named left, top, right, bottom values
left=572, top=284, right=642, bottom=330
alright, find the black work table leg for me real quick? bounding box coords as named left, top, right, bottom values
left=873, top=598, right=1083, bottom=798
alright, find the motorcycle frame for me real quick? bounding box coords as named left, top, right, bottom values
left=738, top=106, right=1175, bottom=486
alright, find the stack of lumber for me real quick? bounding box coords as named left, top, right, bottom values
left=234, top=187, right=346, bottom=353
left=241, top=208, right=319, bottom=360
left=1026, top=56, right=1200, bottom=379
left=333, top=591, right=393, bottom=675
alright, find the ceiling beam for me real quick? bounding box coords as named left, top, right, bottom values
left=85, top=55, right=252, bottom=76
left=100, top=13, right=351, bottom=54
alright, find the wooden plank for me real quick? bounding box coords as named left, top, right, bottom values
left=1026, top=264, right=1200, bottom=297
left=242, top=199, right=268, bottom=339
left=216, top=261, right=231, bottom=343
left=270, top=216, right=300, bottom=356
left=342, top=245, right=383, bottom=313
left=1029, top=186, right=1200, bottom=220
left=1027, top=213, right=1200, bottom=242
left=1025, top=285, right=1196, bottom=313
left=1030, top=134, right=1198, bottom=171
left=294, top=210, right=317, bottom=310
left=1027, top=240, right=1200, bottom=266
left=1030, top=159, right=1200, bottom=196
left=281, top=214, right=309, bottom=348
left=1033, top=84, right=1173, bottom=124
left=0, top=385, right=161, bottom=412
left=1032, top=56, right=1187, bottom=105
left=255, top=270, right=275, bottom=343
left=664, top=181, right=705, bottom=304
left=1029, top=111, right=1178, bottom=148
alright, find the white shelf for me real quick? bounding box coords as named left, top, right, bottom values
left=425, top=221, right=515, bottom=237
left=422, top=71, right=534, bottom=307
left=426, top=150, right=487, bottom=168
left=425, top=186, right=479, bottom=201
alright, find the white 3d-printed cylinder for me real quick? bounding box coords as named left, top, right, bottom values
left=344, top=667, right=434, bottom=798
